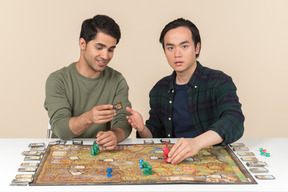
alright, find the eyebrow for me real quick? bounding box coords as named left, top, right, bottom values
left=96, top=43, right=116, bottom=49
left=165, top=40, right=190, bottom=47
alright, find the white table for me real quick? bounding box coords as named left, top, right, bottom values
left=0, top=138, right=287, bottom=192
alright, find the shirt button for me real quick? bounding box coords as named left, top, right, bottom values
left=168, top=117, right=171, bottom=120
left=171, top=90, right=174, bottom=93
left=168, top=134, right=171, bottom=137
left=169, top=100, right=172, bottom=104
left=195, top=85, right=197, bottom=88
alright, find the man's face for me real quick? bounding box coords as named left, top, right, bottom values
left=80, top=32, right=117, bottom=77
left=163, top=27, right=200, bottom=75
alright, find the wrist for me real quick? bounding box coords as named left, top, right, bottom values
left=111, top=128, right=125, bottom=143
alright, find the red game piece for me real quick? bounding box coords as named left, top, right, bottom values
left=162, top=142, right=170, bottom=162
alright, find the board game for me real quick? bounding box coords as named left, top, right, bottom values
left=31, top=143, right=256, bottom=185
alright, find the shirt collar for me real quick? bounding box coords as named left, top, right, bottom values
left=168, top=61, right=203, bottom=92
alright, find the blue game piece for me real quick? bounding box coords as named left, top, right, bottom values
left=139, top=159, right=143, bottom=163
left=106, top=167, right=113, bottom=177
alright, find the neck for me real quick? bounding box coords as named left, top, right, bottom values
left=175, top=62, right=197, bottom=85
left=76, top=60, right=101, bottom=79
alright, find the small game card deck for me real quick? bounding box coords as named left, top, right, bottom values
left=113, top=102, right=122, bottom=111
left=22, top=151, right=42, bottom=156
left=49, top=140, right=67, bottom=145
left=241, top=157, right=258, bottom=162
left=246, top=161, right=267, bottom=167
left=160, top=139, right=170, bottom=144
left=249, top=167, right=269, bottom=173
left=10, top=179, right=30, bottom=186
left=11, top=174, right=34, bottom=186
left=15, top=174, right=34, bottom=179
left=229, top=143, right=245, bottom=147
left=144, top=139, right=154, bottom=144
left=21, top=162, right=39, bottom=167
left=233, top=147, right=249, bottom=151
left=28, top=143, right=45, bottom=148
left=30, top=147, right=46, bottom=152
left=24, top=156, right=41, bottom=161
left=72, top=140, right=83, bottom=145
left=237, top=152, right=255, bottom=156
left=18, top=167, right=37, bottom=172
left=255, top=175, right=275, bottom=180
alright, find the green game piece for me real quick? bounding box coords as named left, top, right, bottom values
left=259, top=148, right=263, bottom=152
left=265, top=153, right=270, bottom=157
left=91, top=143, right=100, bottom=156
left=143, top=165, right=152, bottom=175
left=260, top=151, right=266, bottom=156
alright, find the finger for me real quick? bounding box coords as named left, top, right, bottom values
left=96, top=131, right=104, bottom=139
left=126, top=107, right=137, bottom=115
left=101, top=140, right=117, bottom=150
left=98, top=104, right=114, bottom=110
left=168, top=138, right=183, bottom=158
left=170, top=147, right=189, bottom=164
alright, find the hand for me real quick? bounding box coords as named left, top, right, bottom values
left=126, top=107, right=145, bottom=132
left=96, top=131, right=118, bottom=150
left=167, top=138, right=201, bottom=165
left=88, top=105, right=116, bottom=124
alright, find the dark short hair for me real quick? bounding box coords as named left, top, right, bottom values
left=159, top=18, right=201, bottom=58
left=80, top=15, right=121, bottom=44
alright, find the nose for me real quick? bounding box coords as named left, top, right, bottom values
left=101, top=50, right=109, bottom=60
left=174, top=47, right=182, bottom=58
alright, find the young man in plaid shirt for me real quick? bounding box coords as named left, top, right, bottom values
left=126, top=18, right=244, bottom=164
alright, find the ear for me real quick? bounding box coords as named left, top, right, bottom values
left=79, top=38, right=86, bottom=51
left=195, top=42, right=201, bottom=54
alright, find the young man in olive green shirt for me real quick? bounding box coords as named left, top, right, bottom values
left=44, top=15, right=132, bottom=150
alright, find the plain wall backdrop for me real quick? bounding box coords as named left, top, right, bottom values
left=0, top=0, right=287, bottom=138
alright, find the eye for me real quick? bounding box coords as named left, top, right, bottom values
left=96, top=46, right=103, bottom=50
left=182, top=45, right=189, bottom=49
left=108, top=48, right=115, bottom=53
left=167, top=47, right=174, bottom=50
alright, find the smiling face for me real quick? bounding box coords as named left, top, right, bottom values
left=164, top=27, right=200, bottom=77
left=78, top=32, right=117, bottom=78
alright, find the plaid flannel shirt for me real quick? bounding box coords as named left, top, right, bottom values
left=143, top=62, right=244, bottom=145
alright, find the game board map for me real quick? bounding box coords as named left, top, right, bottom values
left=31, top=143, right=257, bottom=185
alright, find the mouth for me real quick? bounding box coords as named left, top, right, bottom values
left=97, top=59, right=107, bottom=67
left=175, top=61, right=184, bottom=66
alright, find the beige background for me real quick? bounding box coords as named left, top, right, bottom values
left=0, top=0, right=287, bottom=138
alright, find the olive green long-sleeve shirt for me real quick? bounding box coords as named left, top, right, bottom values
left=44, top=62, right=132, bottom=140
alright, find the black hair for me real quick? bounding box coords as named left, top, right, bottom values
left=159, top=18, right=201, bottom=58
left=80, top=15, right=121, bottom=44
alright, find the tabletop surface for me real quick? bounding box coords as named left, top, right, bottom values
left=0, top=137, right=287, bottom=192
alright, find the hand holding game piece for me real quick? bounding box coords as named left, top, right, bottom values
left=167, top=138, right=200, bottom=165
left=96, top=130, right=118, bottom=150
left=88, top=105, right=116, bottom=125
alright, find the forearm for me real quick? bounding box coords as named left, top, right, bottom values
left=193, top=130, right=223, bottom=150
left=111, top=127, right=126, bottom=143
left=69, top=111, right=93, bottom=136
left=138, top=126, right=153, bottom=138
